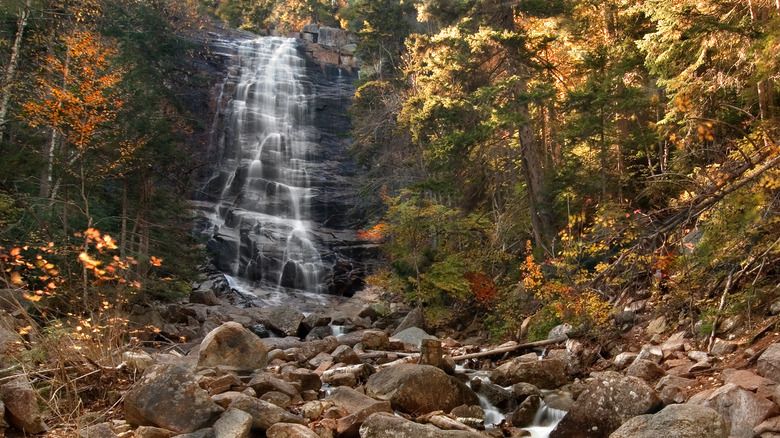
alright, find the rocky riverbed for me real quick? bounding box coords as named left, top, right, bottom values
left=4, top=274, right=780, bottom=438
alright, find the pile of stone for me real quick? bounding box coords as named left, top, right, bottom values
left=10, top=279, right=780, bottom=438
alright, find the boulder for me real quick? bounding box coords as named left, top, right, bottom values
left=248, top=372, right=299, bottom=399
left=1, top=376, right=49, bottom=434
left=613, top=352, right=638, bottom=369
left=361, top=330, right=389, bottom=350
left=722, top=369, right=776, bottom=399
left=77, top=422, right=118, bottom=438
left=190, top=289, right=221, bottom=306
left=212, top=408, right=252, bottom=438
left=610, top=403, right=727, bottom=438
left=655, top=375, right=699, bottom=405
left=548, top=371, right=661, bottom=438
left=391, top=327, right=437, bottom=347
left=625, top=359, right=666, bottom=382
left=759, top=343, right=780, bottom=382
left=359, top=412, right=486, bottom=438
left=198, top=322, right=267, bottom=370
left=331, top=344, right=362, bottom=365
left=266, top=423, right=320, bottom=438
left=124, top=364, right=223, bottom=434
left=229, top=395, right=306, bottom=430
left=711, top=339, right=737, bottom=357
left=301, top=313, right=331, bottom=330
left=490, top=358, right=566, bottom=389
left=698, top=383, right=779, bottom=438
left=267, top=306, right=305, bottom=337
left=134, top=426, right=177, bottom=438
left=365, top=364, right=479, bottom=415
left=392, top=308, right=425, bottom=335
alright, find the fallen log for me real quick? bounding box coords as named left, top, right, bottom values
left=451, top=337, right=567, bottom=361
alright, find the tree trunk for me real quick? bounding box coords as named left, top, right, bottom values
left=518, top=105, right=554, bottom=252
left=120, top=178, right=128, bottom=257
left=0, top=0, right=31, bottom=140
left=39, top=130, right=58, bottom=198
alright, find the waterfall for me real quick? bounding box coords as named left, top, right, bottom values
left=198, top=37, right=327, bottom=295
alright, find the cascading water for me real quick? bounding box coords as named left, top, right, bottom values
left=196, top=37, right=353, bottom=303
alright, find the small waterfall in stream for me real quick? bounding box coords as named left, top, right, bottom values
left=195, top=36, right=369, bottom=304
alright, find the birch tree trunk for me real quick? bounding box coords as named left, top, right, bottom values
left=0, top=0, right=32, bottom=140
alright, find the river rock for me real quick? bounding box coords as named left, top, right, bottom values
left=248, top=372, right=299, bottom=398
left=134, top=425, right=177, bottom=438
left=361, top=330, right=389, bottom=350
left=722, top=369, right=777, bottom=398
left=266, top=423, right=320, bottom=438
left=613, top=352, right=638, bottom=369
left=124, top=363, right=223, bottom=433
left=548, top=371, right=661, bottom=438
left=267, top=306, right=305, bottom=337
left=610, top=403, right=727, bottom=438
left=198, top=321, right=268, bottom=370
left=391, top=327, right=437, bottom=347
left=392, top=308, right=425, bottom=335
left=228, top=394, right=306, bottom=430
left=77, top=422, right=118, bottom=438
left=212, top=407, right=252, bottom=438
left=490, top=357, right=566, bottom=389
left=625, top=358, right=666, bottom=382
left=359, top=412, right=486, bottom=438
left=697, top=383, right=779, bottom=438
left=302, top=312, right=331, bottom=330
left=365, top=364, right=479, bottom=415
left=758, top=343, right=780, bottom=382
left=329, top=387, right=393, bottom=438
left=0, top=376, right=48, bottom=434
left=655, top=375, right=699, bottom=404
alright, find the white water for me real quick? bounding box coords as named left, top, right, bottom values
left=200, top=37, right=326, bottom=294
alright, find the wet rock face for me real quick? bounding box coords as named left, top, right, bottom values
left=194, top=36, right=375, bottom=298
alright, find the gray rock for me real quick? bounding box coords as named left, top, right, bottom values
left=77, top=422, right=118, bottom=438
left=625, top=359, right=666, bottom=382
left=198, top=321, right=268, bottom=370
left=361, top=330, right=389, bottom=350
left=758, top=343, right=780, bottom=382
left=698, top=383, right=779, bottom=438
left=266, top=423, right=320, bottom=438
left=610, top=403, right=727, bottom=438
left=613, top=352, right=638, bottom=369
left=365, top=364, right=479, bottom=415
left=248, top=372, right=299, bottom=399
left=124, top=364, right=223, bottom=434
left=134, top=425, right=177, bottom=438
left=548, top=371, right=662, bottom=438
left=392, top=308, right=424, bottom=335
left=228, top=394, right=306, bottom=430
left=1, top=376, right=49, bottom=434
left=711, top=339, right=737, bottom=356
left=190, top=289, right=221, bottom=306
left=212, top=408, right=252, bottom=438
left=548, top=323, right=572, bottom=340
left=301, top=313, right=331, bottom=330
left=490, top=358, right=567, bottom=389
left=267, top=306, right=305, bottom=337
left=391, top=327, right=437, bottom=347
left=331, top=344, right=362, bottom=365
left=655, top=375, right=699, bottom=404
left=359, top=412, right=485, bottom=438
